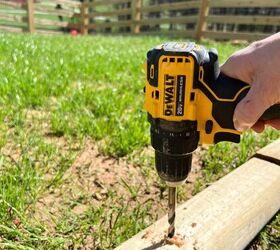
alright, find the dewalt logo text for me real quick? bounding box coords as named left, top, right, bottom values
left=164, top=74, right=175, bottom=116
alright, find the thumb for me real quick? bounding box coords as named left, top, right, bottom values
left=233, top=81, right=270, bottom=132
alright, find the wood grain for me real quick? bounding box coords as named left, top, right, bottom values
left=116, top=157, right=280, bottom=250
left=256, top=139, right=280, bottom=164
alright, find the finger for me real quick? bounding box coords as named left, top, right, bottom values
left=251, top=121, right=265, bottom=133
left=233, top=80, right=270, bottom=132
left=220, top=51, right=254, bottom=84
left=265, top=119, right=280, bottom=130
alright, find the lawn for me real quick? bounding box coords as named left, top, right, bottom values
left=0, top=33, right=279, bottom=249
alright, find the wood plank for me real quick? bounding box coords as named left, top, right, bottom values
left=35, top=18, right=69, bottom=27
left=139, top=30, right=195, bottom=38
left=89, top=20, right=131, bottom=29
left=132, top=0, right=141, bottom=34
left=116, top=157, right=280, bottom=250
left=0, top=25, right=23, bottom=33
left=37, top=0, right=81, bottom=8
left=89, top=9, right=131, bottom=18
left=139, top=16, right=198, bottom=26
left=210, top=0, right=280, bottom=8
left=256, top=139, right=280, bottom=164
left=0, top=0, right=22, bottom=8
left=0, top=14, right=24, bottom=23
left=140, top=1, right=200, bottom=13
left=34, top=2, right=77, bottom=12
left=36, top=29, right=65, bottom=35
left=202, top=31, right=269, bottom=41
left=34, top=6, right=74, bottom=17
left=89, top=0, right=132, bottom=7
left=27, top=0, right=35, bottom=33
left=207, top=15, right=280, bottom=25
left=196, top=0, right=209, bottom=40
left=80, top=1, right=89, bottom=35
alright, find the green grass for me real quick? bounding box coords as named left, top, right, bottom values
left=0, top=33, right=279, bottom=249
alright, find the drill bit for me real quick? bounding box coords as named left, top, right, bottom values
left=167, top=186, right=176, bottom=238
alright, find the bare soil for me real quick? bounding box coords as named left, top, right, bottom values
left=32, top=138, right=202, bottom=234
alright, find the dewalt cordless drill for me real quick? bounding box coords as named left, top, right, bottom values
left=143, top=42, right=280, bottom=237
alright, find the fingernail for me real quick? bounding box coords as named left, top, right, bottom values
left=234, top=119, right=248, bottom=132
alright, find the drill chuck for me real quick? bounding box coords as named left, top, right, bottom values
left=148, top=115, right=199, bottom=185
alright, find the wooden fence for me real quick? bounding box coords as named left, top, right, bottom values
left=0, top=0, right=80, bottom=35
left=0, top=0, right=280, bottom=40
left=82, top=0, right=280, bottom=40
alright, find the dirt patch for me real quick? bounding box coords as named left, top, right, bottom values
left=32, top=138, right=202, bottom=245
left=33, top=139, right=157, bottom=229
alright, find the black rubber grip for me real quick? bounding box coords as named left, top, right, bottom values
left=260, top=104, right=280, bottom=121
left=210, top=73, right=280, bottom=130
left=199, top=50, right=280, bottom=145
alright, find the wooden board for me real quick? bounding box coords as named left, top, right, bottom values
left=90, top=9, right=131, bottom=18
left=34, top=7, right=75, bottom=17
left=115, top=157, right=280, bottom=250
left=210, top=0, right=280, bottom=8
left=89, top=0, right=132, bottom=7
left=35, top=18, right=69, bottom=28
left=256, top=139, right=280, bottom=164
left=207, top=15, right=280, bottom=26
left=0, top=14, right=24, bottom=23
left=140, top=1, right=200, bottom=13
left=37, top=0, right=81, bottom=8
left=202, top=31, right=269, bottom=41
left=36, top=29, right=64, bottom=35
left=139, top=16, right=198, bottom=26
left=196, top=0, right=209, bottom=40
left=0, top=0, right=22, bottom=8
left=89, top=20, right=131, bottom=29
left=0, top=25, right=23, bottom=33
left=27, top=0, right=35, bottom=33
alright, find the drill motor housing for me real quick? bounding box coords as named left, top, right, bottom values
left=144, top=42, right=250, bottom=185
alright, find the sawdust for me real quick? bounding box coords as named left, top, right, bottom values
left=166, top=235, right=185, bottom=248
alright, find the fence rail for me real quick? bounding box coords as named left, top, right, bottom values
left=0, top=0, right=80, bottom=34
left=0, top=0, right=279, bottom=41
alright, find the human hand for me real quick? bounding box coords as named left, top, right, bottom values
left=220, top=33, right=280, bottom=133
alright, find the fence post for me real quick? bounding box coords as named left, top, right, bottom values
left=196, top=0, right=210, bottom=40
left=131, top=0, right=141, bottom=34
left=26, top=0, right=35, bottom=33
left=81, top=1, right=89, bottom=35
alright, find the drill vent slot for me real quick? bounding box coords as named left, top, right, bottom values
left=152, top=91, right=160, bottom=99
left=177, top=58, right=183, bottom=63
left=155, top=90, right=159, bottom=99
left=170, top=58, right=175, bottom=62
left=199, top=69, right=203, bottom=79
left=190, top=92, right=195, bottom=102
left=185, top=58, right=190, bottom=63
left=162, top=58, right=168, bottom=62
